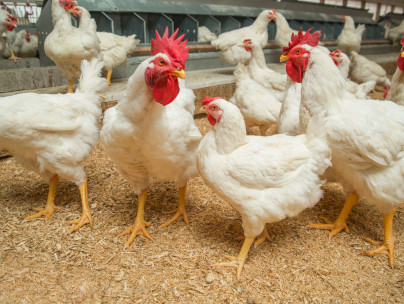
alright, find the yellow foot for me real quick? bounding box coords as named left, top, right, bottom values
left=161, top=207, right=189, bottom=227
left=310, top=216, right=349, bottom=238
left=361, top=238, right=395, bottom=267
left=120, top=220, right=152, bottom=248
left=254, top=226, right=270, bottom=248
left=24, top=205, right=61, bottom=221
left=8, top=55, right=21, bottom=62
left=215, top=255, right=246, bottom=280
left=68, top=210, right=94, bottom=233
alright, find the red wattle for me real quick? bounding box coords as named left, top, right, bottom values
left=397, top=56, right=404, bottom=71
left=152, top=75, right=179, bottom=106
left=207, top=115, right=216, bottom=126
left=286, top=61, right=303, bottom=83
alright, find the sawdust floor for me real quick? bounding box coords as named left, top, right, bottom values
left=1, top=86, right=404, bottom=304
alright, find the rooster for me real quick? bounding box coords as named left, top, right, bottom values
left=197, top=97, right=331, bottom=279
left=101, top=28, right=202, bottom=247
left=77, top=6, right=140, bottom=86
left=349, top=51, right=390, bottom=98
left=329, top=49, right=375, bottom=99
left=0, top=9, right=17, bottom=58
left=336, top=16, right=365, bottom=55
left=386, top=38, right=404, bottom=105
left=45, top=0, right=100, bottom=93
left=0, top=58, right=107, bottom=232
left=281, top=28, right=404, bottom=266
left=211, top=10, right=272, bottom=65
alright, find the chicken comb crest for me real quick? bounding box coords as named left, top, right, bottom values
left=151, top=27, right=189, bottom=69
left=329, top=49, right=341, bottom=56
left=282, top=28, right=321, bottom=53
left=8, top=14, right=17, bottom=24
left=202, top=96, right=223, bottom=106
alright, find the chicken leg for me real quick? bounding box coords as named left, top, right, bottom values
left=8, top=47, right=21, bottom=62
left=361, top=206, right=396, bottom=267
left=24, top=174, right=61, bottom=221
left=106, top=70, right=113, bottom=86
left=67, top=78, right=75, bottom=93
left=310, top=192, right=359, bottom=238
left=120, top=189, right=152, bottom=248
left=68, top=178, right=93, bottom=233
left=161, top=184, right=189, bottom=227
left=254, top=224, right=270, bottom=248
left=215, top=236, right=255, bottom=280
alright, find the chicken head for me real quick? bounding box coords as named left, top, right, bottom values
left=330, top=49, right=343, bottom=66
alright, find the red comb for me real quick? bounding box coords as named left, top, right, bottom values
left=330, top=49, right=341, bottom=56
left=202, top=96, right=223, bottom=106
left=282, top=27, right=321, bottom=54
left=151, top=27, right=189, bottom=70
left=8, top=15, right=17, bottom=24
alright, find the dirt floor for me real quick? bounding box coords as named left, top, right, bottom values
left=1, top=86, right=403, bottom=304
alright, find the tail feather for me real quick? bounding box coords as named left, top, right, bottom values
left=125, top=34, right=140, bottom=53
left=355, top=24, right=366, bottom=36
left=76, top=57, right=108, bottom=96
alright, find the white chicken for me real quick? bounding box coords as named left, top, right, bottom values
left=197, top=97, right=331, bottom=279
left=78, top=6, right=140, bottom=86
left=197, top=26, right=217, bottom=43
left=277, top=78, right=302, bottom=135
left=329, top=49, right=375, bottom=99
left=336, top=15, right=365, bottom=55
left=45, top=0, right=100, bottom=93
left=0, top=9, right=17, bottom=57
left=101, top=28, right=202, bottom=247
left=349, top=51, right=391, bottom=98
left=386, top=38, right=404, bottom=105
left=384, top=20, right=404, bottom=45
left=269, top=10, right=299, bottom=48
left=10, top=30, right=38, bottom=58
left=0, top=58, right=107, bottom=232
left=229, top=62, right=281, bottom=135
left=281, top=28, right=404, bottom=266
left=211, top=10, right=272, bottom=65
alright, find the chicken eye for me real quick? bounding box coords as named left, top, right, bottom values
left=283, top=52, right=288, bottom=56
left=296, top=49, right=301, bottom=54
left=210, top=105, right=218, bottom=111
left=158, top=59, right=165, bottom=66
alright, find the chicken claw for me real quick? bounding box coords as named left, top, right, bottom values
left=215, top=236, right=255, bottom=280
left=121, top=190, right=152, bottom=248
left=68, top=178, right=93, bottom=233
left=161, top=185, right=189, bottom=227
left=310, top=192, right=359, bottom=238
left=360, top=206, right=396, bottom=267
left=24, top=175, right=60, bottom=221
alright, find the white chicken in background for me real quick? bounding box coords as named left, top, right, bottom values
left=101, top=28, right=202, bottom=247
left=281, top=28, right=404, bottom=267
left=77, top=6, right=140, bottom=86
left=386, top=38, right=404, bottom=105
left=349, top=51, right=391, bottom=98
left=197, top=97, right=331, bottom=279
left=229, top=62, right=281, bottom=135
left=197, top=26, right=217, bottom=43
left=10, top=30, right=38, bottom=58
left=336, top=16, right=365, bottom=55
left=211, top=10, right=272, bottom=65
left=0, top=58, right=107, bottom=232
left=269, top=10, right=299, bottom=48
left=45, top=0, right=100, bottom=93
left=244, top=38, right=287, bottom=100
left=384, top=20, right=404, bottom=45
left=330, top=49, right=375, bottom=99
left=0, top=9, right=17, bottom=58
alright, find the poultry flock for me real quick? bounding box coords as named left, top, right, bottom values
left=1, top=2, right=404, bottom=280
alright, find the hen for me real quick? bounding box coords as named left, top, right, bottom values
left=349, top=51, right=391, bottom=98
left=270, top=10, right=299, bottom=48
left=386, top=38, right=404, bottom=105
left=384, top=20, right=404, bottom=45
left=281, top=28, right=404, bottom=266
left=197, top=97, right=331, bottom=279
left=211, top=10, right=272, bottom=65
left=45, top=0, right=100, bottom=93
left=101, top=28, right=202, bottom=247
left=229, top=62, right=281, bottom=135
left=78, top=6, right=140, bottom=86
left=0, top=9, right=17, bottom=58
left=336, top=16, right=365, bottom=55
left=9, top=30, right=38, bottom=58
left=0, top=58, right=107, bottom=232
left=330, top=49, right=375, bottom=99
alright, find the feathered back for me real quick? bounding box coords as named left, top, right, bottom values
left=76, top=57, right=108, bottom=95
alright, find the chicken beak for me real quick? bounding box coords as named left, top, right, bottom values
left=199, top=105, right=207, bottom=114
left=171, top=69, right=186, bottom=79
left=401, top=51, right=404, bottom=58
left=280, top=54, right=289, bottom=62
